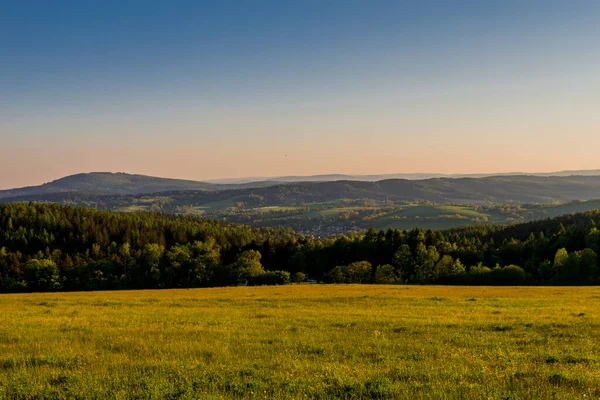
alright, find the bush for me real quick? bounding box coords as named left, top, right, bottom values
left=468, top=265, right=492, bottom=285
left=345, top=261, right=373, bottom=283
left=374, top=265, right=396, bottom=284
left=325, top=262, right=373, bottom=284
left=444, top=271, right=471, bottom=285
left=325, top=266, right=347, bottom=284
left=291, top=272, right=306, bottom=283
left=0, top=276, right=26, bottom=293
left=490, top=265, right=527, bottom=285
left=252, top=270, right=291, bottom=286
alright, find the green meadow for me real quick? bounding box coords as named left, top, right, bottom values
left=1, top=285, right=599, bottom=399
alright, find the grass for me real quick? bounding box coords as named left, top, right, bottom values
left=1, top=285, right=599, bottom=399
left=114, top=205, right=150, bottom=213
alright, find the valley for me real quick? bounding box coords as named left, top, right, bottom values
left=4, top=173, right=600, bottom=235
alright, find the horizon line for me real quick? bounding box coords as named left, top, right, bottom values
left=3, top=168, right=600, bottom=191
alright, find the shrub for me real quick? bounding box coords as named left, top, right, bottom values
left=468, top=265, right=492, bottom=285
left=0, top=276, right=26, bottom=293
left=374, top=265, right=396, bottom=284
left=325, top=266, right=347, bottom=284
left=291, top=272, right=306, bottom=283
left=490, top=265, right=527, bottom=285
left=252, top=270, right=291, bottom=286
left=346, top=261, right=373, bottom=283
left=325, top=262, right=373, bottom=284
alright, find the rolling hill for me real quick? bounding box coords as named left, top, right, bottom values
left=205, top=169, right=600, bottom=183
left=7, top=175, right=600, bottom=207
left=5, top=174, right=600, bottom=234
left=5, top=170, right=600, bottom=200
left=0, top=172, right=284, bottom=199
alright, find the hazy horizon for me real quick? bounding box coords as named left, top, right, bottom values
left=2, top=1, right=600, bottom=189
left=4, top=168, right=600, bottom=190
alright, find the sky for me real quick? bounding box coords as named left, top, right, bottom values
left=1, top=1, right=600, bottom=189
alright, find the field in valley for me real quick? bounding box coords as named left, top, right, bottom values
left=11, top=175, right=600, bottom=235
left=1, top=285, right=599, bottom=399
left=132, top=199, right=600, bottom=234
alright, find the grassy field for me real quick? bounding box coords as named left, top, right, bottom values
left=1, top=286, right=599, bottom=399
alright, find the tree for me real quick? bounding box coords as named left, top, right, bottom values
left=392, top=244, right=412, bottom=281
left=491, top=265, right=526, bottom=285
left=374, top=264, right=396, bottom=284
left=451, top=259, right=465, bottom=275
left=326, top=266, right=346, bottom=283
left=414, top=245, right=439, bottom=283
left=579, top=248, right=599, bottom=282
left=24, top=259, right=61, bottom=291
left=288, top=252, right=306, bottom=273
left=553, top=248, right=568, bottom=274
left=141, top=243, right=164, bottom=287
left=433, top=255, right=454, bottom=279
left=291, top=272, right=306, bottom=283
left=253, top=270, right=291, bottom=285
left=537, top=260, right=554, bottom=282
left=560, top=249, right=599, bottom=284
left=364, top=227, right=378, bottom=242
left=233, top=250, right=265, bottom=283
left=120, top=242, right=131, bottom=284
left=3, top=202, right=600, bottom=292
left=346, top=261, right=372, bottom=283
left=81, top=261, right=120, bottom=290
left=586, top=228, right=600, bottom=252
left=165, top=244, right=192, bottom=286
left=189, top=239, right=221, bottom=286
left=469, top=264, right=492, bottom=285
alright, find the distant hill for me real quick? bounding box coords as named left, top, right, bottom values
left=7, top=175, right=600, bottom=206
left=0, top=173, right=212, bottom=198
left=6, top=174, right=600, bottom=234
left=4, top=170, right=600, bottom=200
left=0, top=172, right=283, bottom=199
left=166, top=175, right=600, bottom=205
left=205, top=169, right=600, bottom=184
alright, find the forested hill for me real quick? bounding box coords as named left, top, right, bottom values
left=0, top=172, right=283, bottom=199
left=5, top=175, right=600, bottom=206
left=1, top=203, right=600, bottom=292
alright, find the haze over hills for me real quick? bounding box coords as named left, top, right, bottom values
left=4, top=171, right=600, bottom=206
left=7, top=174, right=600, bottom=205
left=205, top=170, right=600, bottom=184
left=3, top=170, right=600, bottom=200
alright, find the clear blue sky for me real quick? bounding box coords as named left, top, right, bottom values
left=2, top=1, right=600, bottom=188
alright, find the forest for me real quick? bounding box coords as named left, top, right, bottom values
left=7, top=173, right=600, bottom=235
left=0, top=202, right=599, bottom=292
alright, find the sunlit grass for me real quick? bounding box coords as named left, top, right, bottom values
left=1, top=285, right=599, bottom=399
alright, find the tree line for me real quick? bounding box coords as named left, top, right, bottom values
left=0, top=203, right=599, bottom=292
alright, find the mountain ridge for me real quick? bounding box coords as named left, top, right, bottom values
left=4, top=170, right=600, bottom=199
left=0, top=172, right=285, bottom=199
left=6, top=174, right=600, bottom=206
left=204, top=169, right=600, bottom=184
